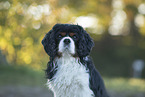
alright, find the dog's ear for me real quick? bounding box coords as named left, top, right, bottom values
left=41, top=30, right=57, bottom=57
left=77, top=25, right=94, bottom=57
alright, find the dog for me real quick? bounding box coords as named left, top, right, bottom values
left=42, top=24, right=109, bottom=97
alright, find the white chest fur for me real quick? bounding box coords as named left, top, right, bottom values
left=47, top=56, right=94, bottom=97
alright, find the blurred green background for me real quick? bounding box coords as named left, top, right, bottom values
left=0, top=0, right=145, bottom=97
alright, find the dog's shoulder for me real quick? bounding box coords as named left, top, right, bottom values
left=82, top=57, right=109, bottom=97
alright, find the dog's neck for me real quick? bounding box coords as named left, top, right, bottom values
left=57, top=49, right=78, bottom=58
left=56, top=53, right=79, bottom=66
left=47, top=53, right=94, bottom=97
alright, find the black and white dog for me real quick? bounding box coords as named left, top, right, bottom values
left=42, top=24, right=109, bottom=97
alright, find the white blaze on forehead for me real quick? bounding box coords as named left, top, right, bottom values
left=58, top=37, right=75, bottom=55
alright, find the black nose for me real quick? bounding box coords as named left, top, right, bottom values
left=64, top=39, right=71, bottom=45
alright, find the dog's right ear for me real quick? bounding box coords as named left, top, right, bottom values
left=77, top=25, right=94, bottom=57
left=41, top=30, right=56, bottom=57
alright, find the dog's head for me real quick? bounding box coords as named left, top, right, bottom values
left=42, top=24, right=94, bottom=58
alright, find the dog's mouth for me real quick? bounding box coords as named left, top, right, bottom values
left=62, top=45, right=71, bottom=53
left=64, top=44, right=70, bottom=49
left=58, top=45, right=75, bottom=57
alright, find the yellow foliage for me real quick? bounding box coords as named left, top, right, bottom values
left=17, top=51, right=32, bottom=64
left=23, top=55, right=32, bottom=64
left=0, top=26, right=2, bottom=35
left=4, top=29, right=12, bottom=40
left=7, top=45, right=15, bottom=55
left=0, top=38, right=8, bottom=50
left=23, top=37, right=34, bottom=46
left=14, top=37, right=21, bottom=45
left=0, top=0, right=145, bottom=72
left=140, top=24, right=145, bottom=36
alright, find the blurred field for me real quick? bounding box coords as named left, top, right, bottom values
left=0, top=65, right=145, bottom=97
left=0, top=0, right=145, bottom=97
left=0, top=65, right=53, bottom=97
left=105, top=78, right=145, bottom=97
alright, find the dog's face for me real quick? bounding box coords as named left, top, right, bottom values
left=42, top=24, right=94, bottom=58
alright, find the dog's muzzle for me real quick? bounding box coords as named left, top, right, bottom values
left=64, top=39, right=71, bottom=45
left=58, top=37, right=75, bottom=54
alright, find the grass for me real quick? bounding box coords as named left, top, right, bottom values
left=0, top=65, right=145, bottom=96
left=104, top=77, right=145, bottom=93
left=0, top=65, right=46, bottom=86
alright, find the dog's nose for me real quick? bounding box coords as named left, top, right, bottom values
left=64, top=39, right=71, bottom=45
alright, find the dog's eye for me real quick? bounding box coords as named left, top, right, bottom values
left=58, top=34, right=62, bottom=38
left=72, top=35, right=77, bottom=39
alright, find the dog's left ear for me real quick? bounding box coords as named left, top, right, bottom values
left=41, top=30, right=57, bottom=57
left=77, top=25, right=94, bottom=57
